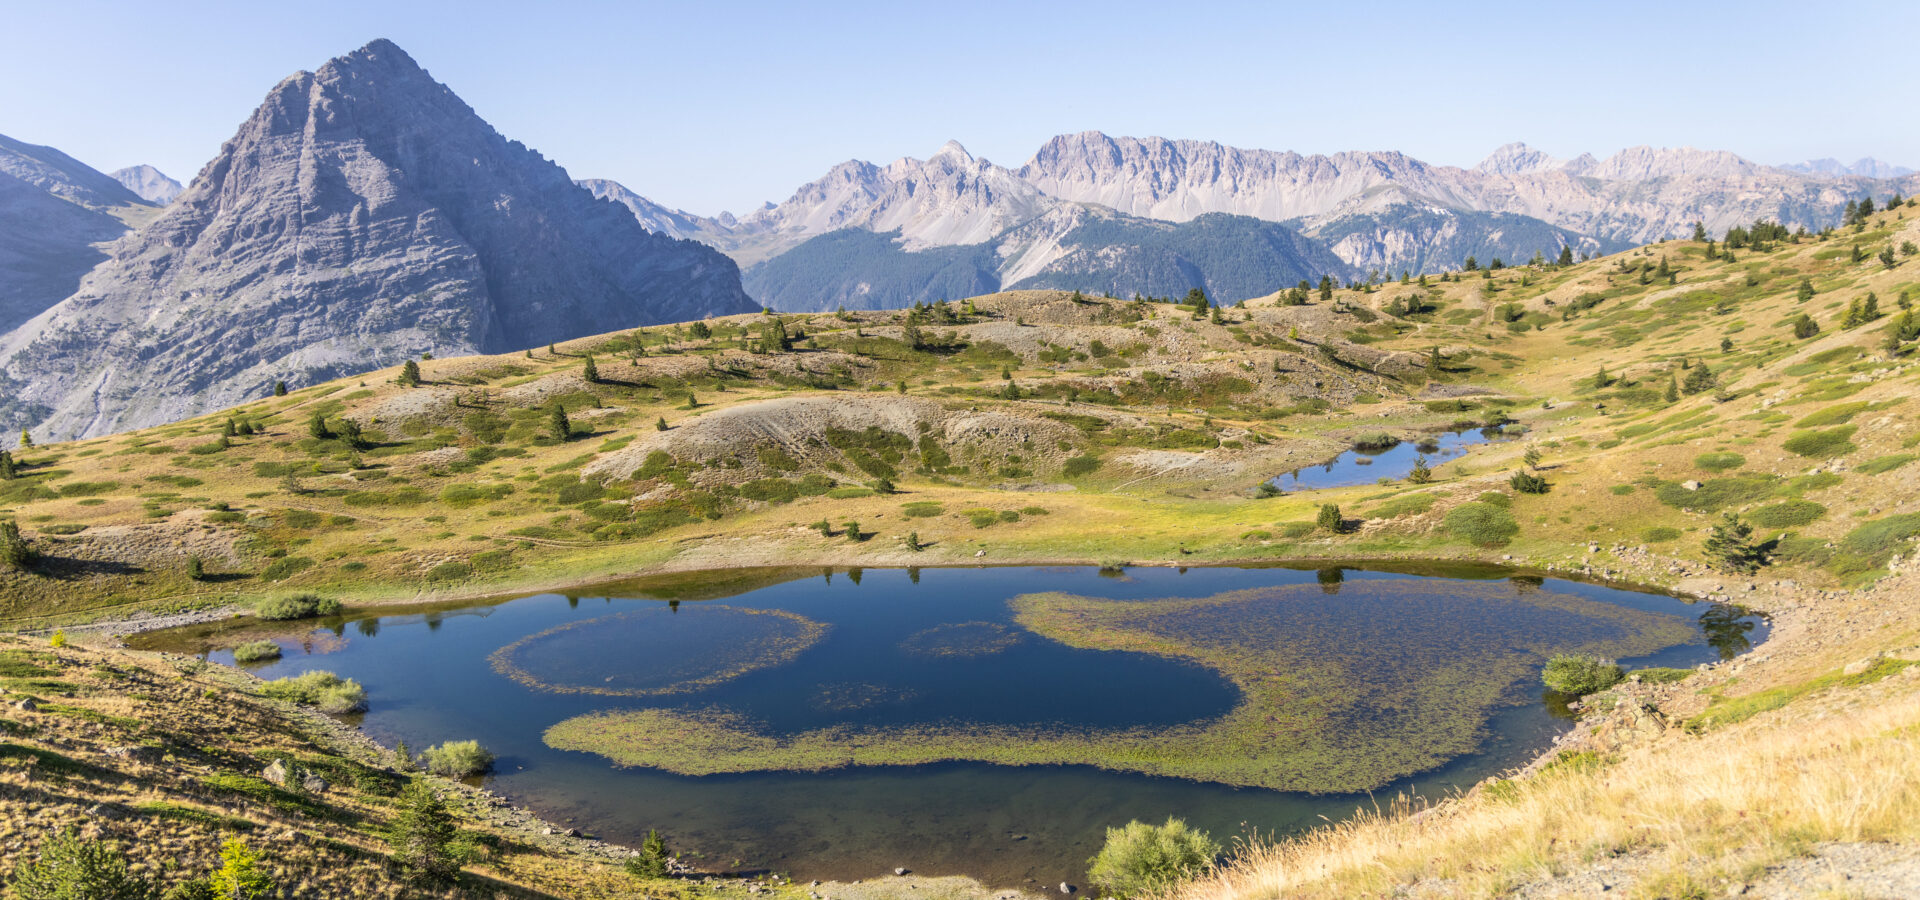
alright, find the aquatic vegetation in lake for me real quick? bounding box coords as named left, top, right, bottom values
left=898, top=621, right=1022, bottom=658
left=545, top=580, right=1695, bottom=793
left=490, top=604, right=828, bottom=698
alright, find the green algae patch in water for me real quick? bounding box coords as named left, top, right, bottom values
left=545, top=579, right=1696, bottom=793
left=490, top=604, right=827, bottom=698
left=898, top=622, right=1023, bottom=658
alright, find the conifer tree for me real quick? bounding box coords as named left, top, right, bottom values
left=7, top=828, right=152, bottom=899
left=18, top=430, right=31, bottom=448
left=1683, top=364, right=1718, bottom=395
left=1558, top=244, right=1575, bottom=266
left=398, top=359, right=421, bottom=387
left=1523, top=445, right=1543, bottom=470
left=390, top=780, right=459, bottom=885
left=548, top=405, right=572, bottom=441
left=626, top=829, right=671, bottom=878
left=1407, top=455, right=1433, bottom=484
left=1692, top=221, right=1708, bottom=241
left=273, top=380, right=287, bottom=397
left=307, top=413, right=330, bottom=440
left=0, top=450, right=14, bottom=480
left=655, top=416, right=669, bottom=431
left=1796, top=278, right=1814, bottom=303
left=582, top=355, right=600, bottom=383
left=1792, top=313, right=1821, bottom=339
left=1704, top=513, right=1764, bottom=574
left=1665, top=375, right=1680, bottom=403
left=0, top=520, right=30, bottom=571
left=1316, top=503, right=1344, bottom=533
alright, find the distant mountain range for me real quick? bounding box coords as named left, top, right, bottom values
left=583, top=134, right=1916, bottom=311
left=0, top=39, right=754, bottom=441
left=1, top=36, right=1915, bottom=439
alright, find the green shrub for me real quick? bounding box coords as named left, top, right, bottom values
left=1747, top=501, right=1827, bottom=528
left=8, top=828, right=153, bottom=900
left=1858, top=454, right=1916, bottom=475
left=1632, top=667, right=1693, bottom=684
left=230, top=641, right=282, bottom=664
left=1792, top=401, right=1870, bottom=428
left=1542, top=655, right=1624, bottom=696
left=901, top=502, right=945, bottom=518
left=1086, top=817, right=1219, bottom=899
left=1827, top=513, right=1920, bottom=579
left=1063, top=454, right=1102, bottom=477
left=420, top=740, right=494, bottom=777
left=257, top=555, right=315, bottom=582
left=1692, top=452, right=1745, bottom=472
left=254, top=593, right=341, bottom=621
left=260, top=671, right=366, bottom=713
left=965, top=509, right=1000, bottom=529
left=1642, top=526, right=1683, bottom=543
left=1782, top=425, right=1858, bottom=458
left=1476, top=491, right=1512, bottom=508
left=1508, top=471, right=1550, bottom=494
left=1444, top=503, right=1518, bottom=547
left=1652, top=475, right=1779, bottom=511
left=424, top=561, right=472, bottom=582
left=1279, top=522, right=1314, bottom=538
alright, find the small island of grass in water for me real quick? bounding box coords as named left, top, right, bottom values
left=545, top=578, right=1696, bottom=794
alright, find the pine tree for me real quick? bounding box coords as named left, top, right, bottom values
left=845, top=521, right=861, bottom=542
left=0, top=520, right=30, bottom=571
left=1510, top=470, right=1550, bottom=494
left=1407, top=455, right=1433, bottom=484
left=0, top=450, right=14, bottom=480
left=398, top=359, right=421, bottom=387
left=655, top=416, right=669, bottom=432
left=1882, top=246, right=1899, bottom=269
left=389, top=780, right=459, bottom=885
left=549, top=405, right=572, bottom=441
left=272, top=380, right=287, bottom=397
left=1523, top=445, right=1543, bottom=470
left=1792, top=313, right=1821, bottom=339
left=187, top=555, right=205, bottom=581
left=8, top=828, right=153, bottom=900
left=18, top=430, right=31, bottom=448
left=1316, top=503, right=1344, bottom=533
left=626, top=829, right=671, bottom=878
left=1797, top=278, right=1815, bottom=303
left=307, top=413, right=331, bottom=440
left=1558, top=244, right=1575, bottom=266
left=223, top=418, right=237, bottom=438
left=1463, top=255, right=1478, bottom=271
left=1665, top=375, right=1680, bottom=403
left=1593, top=365, right=1611, bottom=389
left=905, top=531, right=923, bottom=552
left=1692, top=221, right=1708, bottom=241
left=1683, top=364, right=1717, bottom=395
left=1703, top=513, right=1764, bottom=574
left=1318, top=275, right=1334, bottom=302
left=582, top=355, right=600, bottom=383
left=204, top=838, right=273, bottom=899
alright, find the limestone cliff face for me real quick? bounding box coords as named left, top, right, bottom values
left=0, top=39, right=755, bottom=440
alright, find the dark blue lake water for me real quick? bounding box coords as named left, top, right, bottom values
left=136, top=565, right=1758, bottom=887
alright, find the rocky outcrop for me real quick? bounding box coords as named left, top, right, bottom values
left=0, top=134, right=149, bottom=333
left=0, top=39, right=755, bottom=440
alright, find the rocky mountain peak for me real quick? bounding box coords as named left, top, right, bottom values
left=0, top=38, right=753, bottom=440
left=1473, top=142, right=1563, bottom=176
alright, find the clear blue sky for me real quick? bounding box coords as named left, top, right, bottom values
left=2, top=0, right=1913, bottom=216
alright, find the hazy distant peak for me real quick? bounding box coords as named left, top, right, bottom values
left=0, top=132, right=147, bottom=210
left=110, top=165, right=182, bottom=204
left=1473, top=142, right=1563, bottom=175
left=1779, top=157, right=1915, bottom=179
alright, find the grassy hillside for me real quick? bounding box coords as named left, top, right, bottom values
left=2, top=201, right=1919, bottom=897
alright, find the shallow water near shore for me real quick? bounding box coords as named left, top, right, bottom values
left=135, top=564, right=1760, bottom=887
left=1271, top=427, right=1514, bottom=491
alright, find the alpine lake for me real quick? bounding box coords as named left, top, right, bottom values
left=133, top=564, right=1762, bottom=888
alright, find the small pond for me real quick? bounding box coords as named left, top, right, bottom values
left=135, top=565, right=1759, bottom=887
left=1270, top=427, right=1516, bottom=491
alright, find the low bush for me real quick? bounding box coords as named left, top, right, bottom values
left=1642, top=526, right=1683, bottom=543
left=1692, top=452, right=1745, bottom=472
left=254, top=593, right=341, bottom=621
left=1086, top=817, right=1219, bottom=899
left=260, top=671, right=366, bottom=714
left=1782, top=425, right=1858, bottom=458
left=1858, top=453, right=1916, bottom=475
left=230, top=641, right=282, bottom=663
left=1747, top=500, right=1826, bottom=528
left=1443, top=502, right=1518, bottom=547
left=420, top=740, right=494, bottom=777
left=1542, top=654, right=1624, bottom=696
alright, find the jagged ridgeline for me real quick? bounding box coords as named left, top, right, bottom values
left=0, top=39, right=756, bottom=441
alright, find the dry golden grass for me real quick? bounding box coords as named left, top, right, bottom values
left=1170, top=667, right=1920, bottom=899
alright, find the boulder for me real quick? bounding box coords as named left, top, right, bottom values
left=261, top=759, right=290, bottom=786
